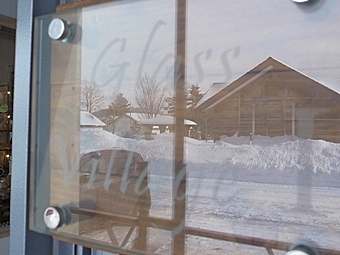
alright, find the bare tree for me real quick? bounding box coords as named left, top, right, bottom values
left=200, top=109, right=214, bottom=141
left=81, top=80, right=106, bottom=113
left=135, top=74, right=165, bottom=119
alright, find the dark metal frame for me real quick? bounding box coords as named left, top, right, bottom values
left=10, top=0, right=63, bottom=254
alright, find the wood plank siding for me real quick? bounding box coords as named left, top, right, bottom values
left=197, top=57, right=340, bottom=143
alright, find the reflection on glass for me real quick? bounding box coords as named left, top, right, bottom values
left=31, top=0, right=340, bottom=254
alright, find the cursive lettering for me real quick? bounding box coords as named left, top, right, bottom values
left=90, top=20, right=241, bottom=94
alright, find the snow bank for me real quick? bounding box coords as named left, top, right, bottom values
left=80, top=130, right=340, bottom=187
left=80, top=129, right=138, bottom=154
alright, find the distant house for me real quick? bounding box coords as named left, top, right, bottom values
left=109, top=114, right=139, bottom=138
left=80, top=111, right=106, bottom=130
left=137, top=115, right=197, bottom=138
left=93, top=108, right=169, bottom=138
left=92, top=109, right=143, bottom=138
left=91, top=108, right=112, bottom=127
left=94, top=109, right=140, bottom=137
left=195, top=57, right=340, bottom=143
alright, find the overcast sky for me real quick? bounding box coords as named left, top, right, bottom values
left=78, top=0, right=340, bottom=105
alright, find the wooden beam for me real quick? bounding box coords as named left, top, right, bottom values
left=186, top=227, right=340, bottom=255
left=57, top=0, right=118, bottom=12
left=265, top=248, right=275, bottom=255
left=0, top=14, right=16, bottom=29
left=0, top=30, right=15, bottom=40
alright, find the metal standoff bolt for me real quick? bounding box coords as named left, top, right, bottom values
left=285, top=244, right=320, bottom=255
left=43, top=206, right=71, bottom=230
left=48, top=18, right=75, bottom=42
left=291, top=0, right=310, bottom=3
left=286, top=251, right=310, bottom=255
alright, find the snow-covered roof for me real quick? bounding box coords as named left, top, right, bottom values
left=129, top=113, right=144, bottom=122
left=195, top=83, right=227, bottom=109
left=272, top=57, right=340, bottom=95
left=195, top=56, right=340, bottom=112
left=81, top=111, right=106, bottom=126
left=137, top=115, right=197, bottom=126
left=311, top=77, right=340, bottom=95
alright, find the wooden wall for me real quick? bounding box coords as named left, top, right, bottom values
left=210, top=70, right=340, bottom=143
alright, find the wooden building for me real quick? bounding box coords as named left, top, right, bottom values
left=195, top=57, right=340, bottom=143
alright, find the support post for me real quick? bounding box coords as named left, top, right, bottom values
left=292, top=103, right=295, bottom=137
left=173, top=0, right=186, bottom=254
left=252, top=103, right=255, bottom=136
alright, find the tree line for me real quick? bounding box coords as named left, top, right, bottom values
left=81, top=74, right=210, bottom=138
left=81, top=74, right=204, bottom=118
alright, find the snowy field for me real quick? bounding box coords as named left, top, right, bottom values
left=80, top=130, right=340, bottom=254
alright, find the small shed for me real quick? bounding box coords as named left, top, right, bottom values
left=110, top=114, right=138, bottom=138
left=92, top=109, right=161, bottom=138
left=195, top=57, right=340, bottom=143
left=80, top=111, right=106, bottom=130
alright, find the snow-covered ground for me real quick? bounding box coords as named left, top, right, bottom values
left=81, top=129, right=340, bottom=187
left=80, top=129, right=340, bottom=254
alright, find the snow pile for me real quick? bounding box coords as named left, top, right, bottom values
left=80, top=129, right=138, bottom=154
left=218, top=135, right=340, bottom=175
left=80, top=130, right=340, bottom=187
left=79, top=130, right=340, bottom=252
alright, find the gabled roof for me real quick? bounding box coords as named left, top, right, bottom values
left=137, top=115, right=197, bottom=126
left=111, top=113, right=139, bottom=123
left=129, top=113, right=144, bottom=122
left=81, top=111, right=106, bottom=127
left=92, top=108, right=158, bottom=122
left=195, top=56, right=340, bottom=112
left=195, top=82, right=226, bottom=109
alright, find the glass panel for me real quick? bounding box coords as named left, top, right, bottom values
left=185, top=1, right=340, bottom=254
left=31, top=0, right=340, bottom=254
left=31, top=0, right=179, bottom=254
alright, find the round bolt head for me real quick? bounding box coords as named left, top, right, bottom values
left=48, top=18, right=70, bottom=41
left=292, top=0, right=310, bottom=3
left=44, top=206, right=62, bottom=229
left=286, top=251, right=309, bottom=255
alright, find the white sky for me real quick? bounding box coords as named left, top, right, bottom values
left=78, top=0, right=340, bottom=106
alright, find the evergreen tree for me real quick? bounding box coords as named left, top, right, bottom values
left=186, top=84, right=204, bottom=121
left=187, top=85, right=204, bottom=110
left=163, top=84, right=203, bottom=118
left=109, top=93, right=131, bottom=118
left=163, top=92, right=176, bottom=115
